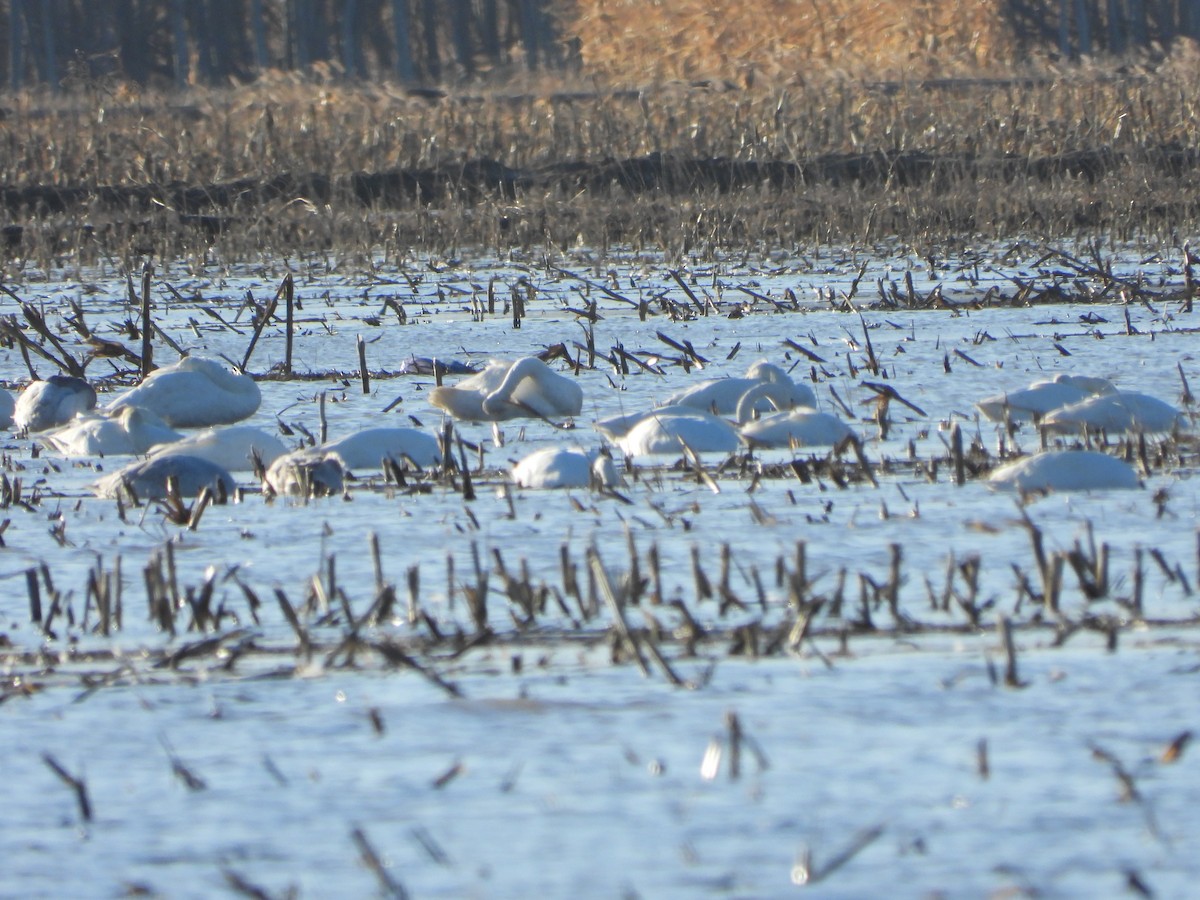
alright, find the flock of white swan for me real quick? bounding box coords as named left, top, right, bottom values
left=0, top=353, right=1185, bottom=500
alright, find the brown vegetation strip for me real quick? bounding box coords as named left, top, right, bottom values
left=2, top=146, right=1191, bottom=218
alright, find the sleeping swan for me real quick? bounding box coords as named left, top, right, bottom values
left=988, top=450, right=1140, bottom=494
left=511, top=446, right=619, bottom=489
left=430, top=357, right=582, bottom=421
left=42, top=407, right=182, bottom=457
left=976, top=374, right=1116, bottom=423
left=106, top=356, right=260, bottom=428
left=14, top=375, right=97, bottom=432
left=664, top=360, right=816, bottom=416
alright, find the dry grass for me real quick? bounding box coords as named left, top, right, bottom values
left=564, top=0, right=1021, bottom=85
left=5, top=40, right=1200, bottom=263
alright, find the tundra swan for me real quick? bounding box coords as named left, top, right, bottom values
left=94, top=454, right=236, bottom=501
left=149, top=425, right=287, bottom=471
left=617, top=409, right=742, bottom=458
left=320, top=427, right=441, bottom=470
left=511, top=446, right=619, bottom=489
left=42, top=407, right=182, bottom=456
left=595, top=380, right=803, bottom=444
left=1040, top=392, right=1183, bottom=435
left=430, top=357, right=582, bottom=421
left=988, top=450, right=1140, bottom=493
left=594, top=404, right=702, bottom=442
left=264, top=449, right=345, bottom=497
left=730, top=380, right=853, bottom=449
left=740, top=407, right=854, bottom=449
left=976, top=374, right=1116, bottom=423
left=665, top=360, right=816, bottom=415
left=106, top=356, right=260, bottom=427
left=14, top=375, right=97, bottom=432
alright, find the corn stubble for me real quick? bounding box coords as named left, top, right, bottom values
left=4, top=31, right=1200, bottom=265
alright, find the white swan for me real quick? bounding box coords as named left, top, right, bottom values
left=105, top=356, right=261, bottom=428
left=596, top=381, right=802, bottom=442
left=0, top=388, right=14, bottom=429
left=512, top=446, right=620, bottom=489
left=430, top=357, right=582, bottom=421
left=976, top=374, right=1116, bottom=423
left=94, top=454, right=236, bottom=501
left=320, top=427, right=441, bottom=470
left=14, top=375, right=97, bottom=432
left=733, top=381, right=855, bottom=449
left=740, top=407, right=854, bottom=449
left=41, top=407, right=182, bottom=457
left=617, top=409, right=742, bottom=458
left=148, top=425, right=287, bottom=472
left=988, top=450, right=1140, bottom=493
left=264, top=449, right=345, bottom=498
left=594, top=404, right=703, bottom=442
left=664, top=361, right=816, bottom=415
left=1040, top=392, right=1184, bottom=435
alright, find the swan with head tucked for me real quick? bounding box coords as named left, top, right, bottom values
left=616, top=408, right=742, bottom=458
left=740, top=408, right=855, bottom=449
left=1040, top=392, right=1184, bottom=435
left=594, top=404, right=704, bottom=442
left=976, top=374, right=1116, bottom=423
left=93, top=453, right=236, bottom=501
left=988, top=450, right=1140, bottom=494
left=320, top=427, right=441, bottom=470
left=263, top=449, right=345, bottom=498
left=595, top=381, right=794, bottom=440
left=430, top=357, right=582, bottom=422
left=148, top=425, right=287, bottom=471
left=511, top=446, right=620, bottom=489
left=733, top=381, right=855, bottom=449
left=14, top=375, right=97, bottom=432
left=664, top=360, right=816, bottom=415
left=42, top=407, right=182, bottom=457
left=105, top=356, right=260, bottom=428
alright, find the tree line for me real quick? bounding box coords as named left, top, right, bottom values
left=1013, top=0, right=1200, bottom=58
left=3, top=0, right=568, bottom=90
left=5, top=1, right=1200, bottom=92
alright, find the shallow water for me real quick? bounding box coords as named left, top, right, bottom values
left=7, top=637, right=1199, bottom=897
left=2, top=241, right=1200, bottom=896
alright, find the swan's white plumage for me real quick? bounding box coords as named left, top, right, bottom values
left=617, top=410, right=742, bottom=457
left=42, top=407, right=182, bottom=456
left=594, top=404, right=700, bottom=442
left=106, top=356, right=261, bottom=427
left=15, top=376, right=97, bottom=432
left=430, top=357, right=582, bottom=421
left=149, top=425, right=286, bottom=471
left=976, top=374, right=1116, bottom=423
left=320, top=427, right=441, bottom=470
left=511, top=446, right=619, bottom=489
left=665, top=361, right=816, bottom=415
left=1041, top=392, right=1183, bottom=435
left=740, top=407, right=854, bottom=449
left=93, top=454, right=236, bottom=500
left=988, top=450, right=1140, bottom=493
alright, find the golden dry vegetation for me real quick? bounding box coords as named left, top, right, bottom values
left=563, top=0, right=1020, bottom=84
left=5, top=3, right=1200, bottom=264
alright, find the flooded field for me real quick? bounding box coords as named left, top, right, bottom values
left=2, top=238, right=1199, bottom=896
